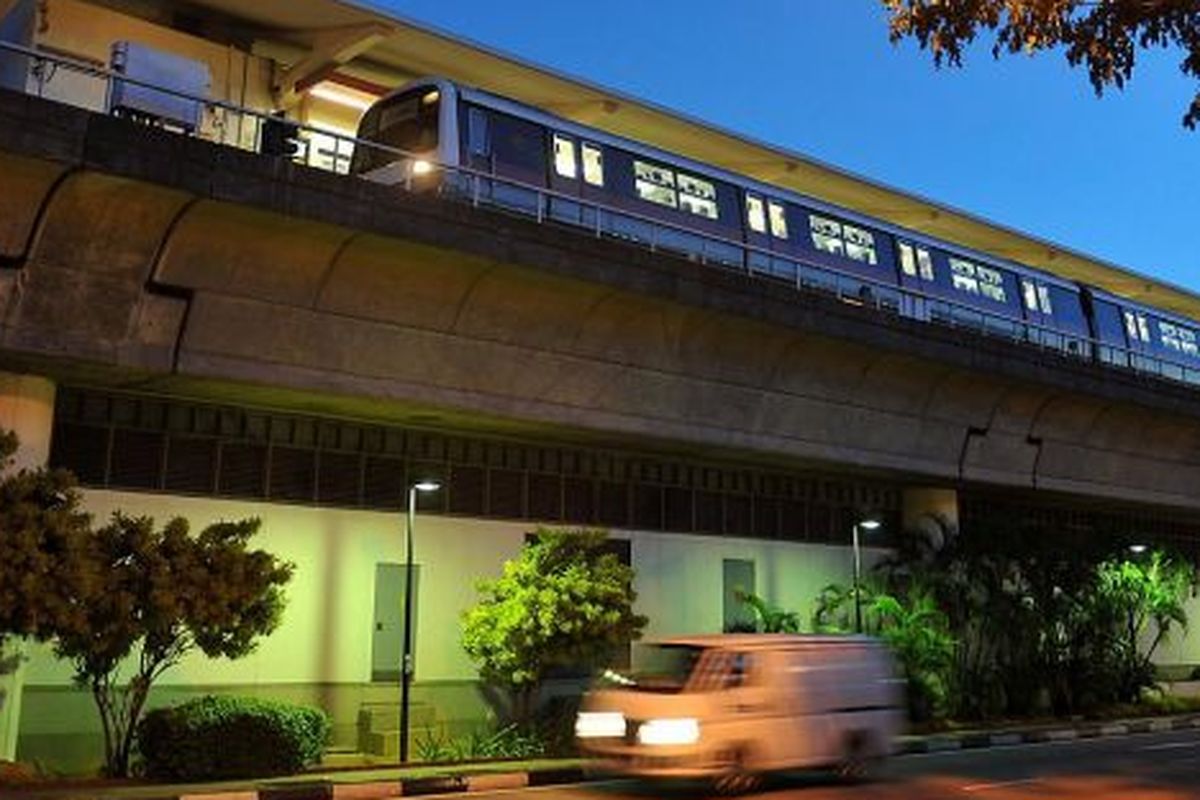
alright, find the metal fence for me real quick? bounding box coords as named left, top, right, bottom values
left=3, top=38, right=1198, bottom=388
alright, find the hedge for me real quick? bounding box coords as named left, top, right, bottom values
left=136, top=695, right=331, bottom=780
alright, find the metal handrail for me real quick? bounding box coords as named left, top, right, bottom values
left=2, top=38, right=1198, bottom=388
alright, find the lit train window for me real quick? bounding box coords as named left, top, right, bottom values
left=810, top=215, right=845, bottom=256
left=582, top=143, right=604, bottom=186
left=1037, top=285, right=1052, bottom=314
left=949, top=258, right=979, bottom=294
left=899, top=243, right=917, bottom=276
left=1124, top=311, right=1151, bottom=342
left=1161, top=321, right=1182, bottom=351
left=746, top=195, right=767, bottom=233
left=677, top=173, right=718, bottom=219
left=768, top=202, right=788, bottom=239
left=976, top=265, right=1007, bottom=303
left=1022, top=280, right=1038, bottom=311
left=634, top=160, right=677, bottom=208
left=553, top=134, right=577, bottom=179
left=916, top=248, right=934, bottom=280
left=843, top=225, right=877, bottom=265
left=1182, top=329, right=1199, bottom=356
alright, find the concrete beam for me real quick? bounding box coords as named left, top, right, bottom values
left=272, top=23, right=393, bottom=109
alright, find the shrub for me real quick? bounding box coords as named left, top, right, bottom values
left=136, top=695, right=330, bottom=780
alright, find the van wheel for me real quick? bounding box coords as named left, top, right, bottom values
left=713, top=748, right=761, bottom=795
left=836, top=732, right=880, bottom=783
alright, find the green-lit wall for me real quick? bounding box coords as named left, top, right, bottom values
left=17, top=488, right=876, bottom=771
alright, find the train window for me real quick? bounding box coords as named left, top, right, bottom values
left=810, top=215, right=845, bottom=256
left=899, top=243, right=916, bottom=276
left=467, top=107, right=490, bottom=156
left=843, top=225, right=877, bottom=265
left=677, top=173, right=718, bottom=219
left=976, top=265, right=1007, bottom=303
left=1161, top=321, right=1182, bottom=351
left=1022, top=280, right=1038, bottom=311
left=949, top=258, right=979, bottom=294
left=768, top=202, right=788, bottom=239
left=582, top=143, right=604, bottom=186
left=1037, top=285, right=1052, bottom=314
left=746, top=195, right=767, bottom=233
left=916, top=248, right=934, bottom=280
left=1124, top=311, right=1151, bottom=343
left=553, top=134, right=577, bottom=179
left=634, top=160, right=677, bottom=208
left=1183, top=329, right=1199, bottom=356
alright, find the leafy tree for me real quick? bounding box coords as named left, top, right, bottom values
left=882, top=0, right=1200, bottom=128
left=0, top=427, right=294, bottom=777
left=52, top=514, right=294, bottom=776
left=1092, top=550, right=1197, bottom=701
left=461, top=528, right=647, bottom=721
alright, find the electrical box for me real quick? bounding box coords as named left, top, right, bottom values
left=108, top=41, right=210, bottom=131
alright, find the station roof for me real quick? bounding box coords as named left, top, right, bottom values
left=185, top=0, right=1200, bottom=318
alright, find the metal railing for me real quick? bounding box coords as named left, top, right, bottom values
left=3, top=38, right=1198, bottom=389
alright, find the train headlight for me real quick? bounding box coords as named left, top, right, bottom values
left=411, top=159, right=434, bottom=176
left=575, top=711, right=625, bottom=738
left=637, top=718, right=700, bottom=746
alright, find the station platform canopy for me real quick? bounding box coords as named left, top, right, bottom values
left=116, top=0, right=1200, bottom=318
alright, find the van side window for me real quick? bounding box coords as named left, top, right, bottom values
left=725, top=652, right=751, bottom=688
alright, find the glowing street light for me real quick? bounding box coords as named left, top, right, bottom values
left=853, top=516, right=882, bottom=634
left=400, top=479, right=440, bottom=763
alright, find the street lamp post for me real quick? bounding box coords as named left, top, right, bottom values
left=400, top=480, right=440, bottom=763
left=853, top=517, right=881, bottom=634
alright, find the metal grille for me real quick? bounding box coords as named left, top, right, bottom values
left=49, top=387, right=913, bottom=544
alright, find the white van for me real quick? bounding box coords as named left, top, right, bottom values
left=575, top=634, right=904, bottom=789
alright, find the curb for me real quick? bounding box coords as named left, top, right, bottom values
left=899, top=713, right=1200, bottom=755
left=13, top=715, right=1200, bottom=800
left=174, top=767, right=586, bottom=800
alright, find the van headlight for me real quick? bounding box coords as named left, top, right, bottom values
left=637, top=718, right=700, bottom=746
left=575, top=711, right=625, bottom=738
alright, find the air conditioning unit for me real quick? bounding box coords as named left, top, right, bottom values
left=108, top=40, right=210, bottom=132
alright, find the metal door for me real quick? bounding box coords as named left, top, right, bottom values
left=372, top=562, right=420, bottom=683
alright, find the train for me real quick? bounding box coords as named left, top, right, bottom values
left=348, top=78, right=1200, bottom=386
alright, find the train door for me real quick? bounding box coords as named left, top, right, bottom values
left=546, top=133, right=607, bottom=230
left=744, top=194, right=791, bottom=282
left=1120, top=307, right=1156, bottom=374
left=1019, top=278, right=1061, bottom=350
left=489, top=112, right=547, bottom=215
left=896, top=239, right=935, bottom=321
left=1085, top=293, right=1129, bottom=368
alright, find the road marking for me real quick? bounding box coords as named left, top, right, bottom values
left=960, top=778, right=1041, bottom=792
left=1139, top=741, right=1200, bottom=751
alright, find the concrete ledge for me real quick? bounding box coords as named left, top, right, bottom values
left=898, top=713, right=1200, bottom=755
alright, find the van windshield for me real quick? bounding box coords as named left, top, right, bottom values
left=604, top=644, right=703, bottom=693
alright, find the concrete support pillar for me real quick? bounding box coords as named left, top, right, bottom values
left=0, top=373, right=56, bottom=762
left=902, top=487, right=959, bottom=552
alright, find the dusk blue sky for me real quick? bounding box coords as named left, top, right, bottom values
left=370, top=1, right=1200, bottom=294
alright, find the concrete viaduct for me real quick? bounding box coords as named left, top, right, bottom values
left=1, top=86, right=1198, bottom=517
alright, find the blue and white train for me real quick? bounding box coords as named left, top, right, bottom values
left=349, top=78, right=1200, bottom=386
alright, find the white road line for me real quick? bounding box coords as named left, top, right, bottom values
left=1139, top=741, right=1200, bottom=751
left=960, top=777, right=1041, bottom=792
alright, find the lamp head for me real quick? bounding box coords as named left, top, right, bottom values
left=412, top=480, right=441, bottom=493
left=1128, top=544, right=1147, bottom=554
left=858, top=518, right=882, bottom=531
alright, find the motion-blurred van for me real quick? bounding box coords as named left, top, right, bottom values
left=575, top=634, right=903, bottom=789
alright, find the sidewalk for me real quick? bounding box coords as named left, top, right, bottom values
left=7, top=712, right=1200, bottom=800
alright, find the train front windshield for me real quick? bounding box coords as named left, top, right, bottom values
left=351, top=88, right=440, bottom=176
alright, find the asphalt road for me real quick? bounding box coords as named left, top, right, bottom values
left=457, top=729, right=1200, bottom=799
